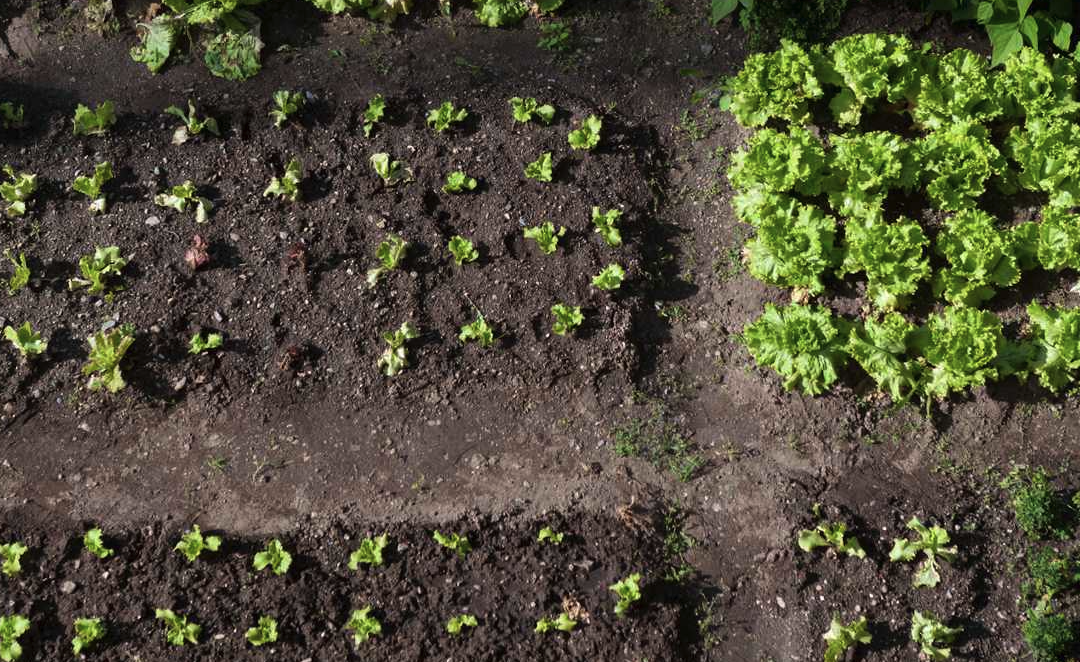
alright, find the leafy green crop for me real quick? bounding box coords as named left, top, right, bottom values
left=1001, top=467, right=1070, bottom=540
left=1032, top=207, right=1080, bottom=271
left=0, top=615, right=29, bottom=661
left=72, top=161, right=114, bottom=215
left=609, top=573, right=641, bottom=617
left=910, top=611, right=961, bottom=660
left=797, top=521, right=865, bottom=559
left=1005, top=116, right=1080, bottom=209
left=1, top=165, right=37, bottom=218
left=427, top=101, right=468, bottom=133
left=525, top=152, right=554, bottom=182
left=975, top=0, right=1074, bottom=68
left=204, top=30, right=264, bottom=81
left=823, top=615, right=871, bottom=662
left=83, top=528, right=114, bottom=559
left=0, top=542, right=27, bottom=577
left=743, top=195, right=840, bottom=296
left=1023, top=602, right=1075, bottom=662
left=68, top=246, right=128, bottom=297
left=448, top=236, right=479, bottom=266
left=189, top=331, right=223, bottom=354
left=348, top=534, right=389, bottom=569
left=378, top=321, right=419, bottom=376
left=246, top=615, right=278, bottom=646
left=915, top=120, right=1004, bottom=211
left=363, top=93, right=385, bottom=137
left=130, top=16, right=180, bottom=73
left=253, top=539, right=292, bottom=575
left=174, top=525, right=221, bottom=562
left=71, top=617, right=105, bottom=656
left=535, top=612, right=577, bottom=633
left=839, top=214, right=929, bottom=311
left=0, top=102, right=25, bottom=130
left=164, top=100, right=220, bottom=144
left=367, top=234, right=408, bottom=287
left=932, top=209, right=1021, bottom=307
left=912, top=48, right=1001, bottom=130
left=537, top=526, right=564, bottom=544
left=154, top=181, right=213, bottom=223
left=1026, top=546, right=1080, bottom=599
left=742, top=303, right=850, bottom=395
left=818, top=32, right=923, bottom=127
left=846, top=313, right=920, bottom=403
left=270, top=90, right=304, bottom=128
left=155, top=609, right=200, bottom=646
left=459, top=313, right=495, bottom=347
left=4, top=251, right=29, bottom=295
left=433, top=530, right=471, bottom=558
left=1026, top=302, right=1080, bottom=393
left=345, top=607, right=381, bottom=646
left=551, top=303, right=583, bottom=336
left=446, top=614, right=478, bottom=635
left=307, top=0, right=411, bottom=20
left=538, top=21, right=571, bottom=51
left=568, top=115, right=602, bottom=150
left=916, top=306, right=1005, bottom=401
left=4, top=323, right=46, bottom=359
left=824, top=131, right=916, bottom=218
left=524, top=222, right=565, bottom=254
left=889, top=517, right=958, bottom=588
left=728, top=126, right=828, bottom=199
left=727, top=39, right=824, bottom=127
left=370, top=152, right=409, bottom=186
left=443, top=171, right=477, bottom=193
left=264, top=158, right=303, bottom=202
left=996, top=47, right=1080, bottom=120
left=474, top=0, right=528, bottom=27
left=82, top=325, right=136, bottom=393
left=73, top=101, right=116, bottom=136
left=510, top=97, right=555, bottom=124
left=592, top=207, right=624, bottom=247
left=592, top=264, right=625, bottom=291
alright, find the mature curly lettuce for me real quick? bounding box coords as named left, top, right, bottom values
left=911, top=48, right=1002, bottom=130
left=728, top=39, right=824, bottom=127
left=933, top=209, right=1021, bottom=307
left=1026, top=302, right=1080, bottom=393
left=915, top=121, right=1004, bottom=211
left=727, top=126, right=827, bottom=197
left=846, top=312, right=920, bottom=402
left=819, top=33, right=925, bottom=126
left=995, top=47, right=1080, bottom=121
left=825, top=131, right=917, bottom=218
left=743, top=303, right=850, bottom=395
left=742, top=198, right=841, bottom=296
left=1033, top=207, right=1080, bottom=272
left=474, top=0, right=528, bottom=27
left=1005, top=117, right=1080, bottom=209
left=839, top=214, right=930, bottom=311
left=914, top=307, right=1004, bottom=400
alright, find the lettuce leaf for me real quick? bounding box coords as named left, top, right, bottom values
left=1004, top=116, right=1080, bottom=209
left=727, top=39, right=824, bottom=127
left=1036, top=207, right=1080, bottom=272
left=825, top=131, right=917, bottom=218
left=933, top=208, right=1021, bottom=307
left=915, top=120, right=1004, bottom=211
left=915, top=306, right=1004, bottom=400
left=995, top=47, right=1080, bottom=121
left=911, top=48, right=1002, bottom=131
left=839, top=213, right=930, bottom=311
left=742, top=197, right=841, bottom=296
left=727, top=126, right=827, bottom=197
left=819, top=33, right=925, bottom=126
left=846, top=313, right=921, bottom=402
left=1026, top=302, right=1080, bottom=393
left=742, top=303, right=850, bottom=395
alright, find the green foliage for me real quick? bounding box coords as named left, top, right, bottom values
left=204, top=30, right=264, bottom=81
left=348, top=534, right=389, bottom=569
left=914, top=120, right=1005, bottom=211
left=535, top=612, right=577, bottom=633
left=130, top=16, right=180, bottom=73
left=932, top=209, right=1021, bottom=306
left=823, top=615, right=871, bottom=662
left=912, top=49, right=1001, bottom=130
left=1, top=165, right=37, bottom=218
left=975, top=0, right=1075, bottom=67
left=189, top=332, right=223, bottom=354
left=433, top=530, right=471, bottom=558
left=446, top=614, right=478, bottom=635
left=270, top=90, right=304, bottom=128
left=246, top=615, right=278, bottom=646
left=72, top=161, right=114, bottom=214
left=995, top=47, right=1080, bottom=120
left=728, top=126, right=828, bottom=198
left=568, top=115, right=602, bottom=150
left=911, top=611, right=961, bottom=660
left=367, top=234, right=408, bottom=287
left=378, top=321, right=419, bottom=376
left=253, top=539, right=292, bottom=575
left=83, top=528, right=113, bottom=559
left=742, top=303, right=849, bottom=396
left=1026, top=546, right=1080, bottom=598
left=537, top=526, right=564, bottom=544
left=839, top=214, right=929, bottom=311
left=0, top=542, right=27, bottom=577
left=154, top=181, right=213, bottom=223
left=155, top=609, right=200, bottom=646
left=1026, top=302, right=1080, bottom=393
left=818, top=32, right=924, bottom=127
left=264, top=158, right=303, bottom=202
left=846, top=313, right=920, bottom=403
left=363, top=93, right=385, bottom=137
left=474, top=0, right=528, bottom=27
left=1033, top=207, right=1080, bottom=271
left=551, top=303, right=583, bottom=336
left=797, top=521, right=866, bottom=559
left=174, top=525, right=221, bottom=562
left=443, top=171, right=477, bottom=193
left=888, top=517, right=958, bottom=588
left=4, top=323, right=46, bottom=359
left=609, top=573, right=642, bottom=617
left=1023, top=603, right=1076, bottom=662
left=1005, top=116, right=1080, bottom=209
left=71, top=617, right=105, bottom=656
left=82, top=325, right=136, bottom=393
left=448, top=236, right=479, bottom=266
left=345, top=607, right=381, bottom=646
left=0, top=615, right=29, bottom=662
left=824, top=131, right=916, bottom=218
left=1001, top=467, right=1071, bottom=540
left=525, top=152, right=554, bottom=182
left=510, top=97, right=556, bottom=124
left=741, top=0, right=852, bottom=51
left=4, top=251, right=28, bottom=295
left=742, top=195, right=840, bottom=296
left=592, top=206, right=624, bottom=247
left=427, top=101, right=468, bottom=133
left=727, top=39, right=824, bottom=127
left=592, top=264, right=625, bottom=291
left=523, top=221, right=565, bottom=254
left=916, top=306, right=1005, bottom=401
left=73, top=101, right=116, bottom=136
left=459, top=313, right=495, bottom=347
left=370, top=152, right=408, bottom=186
left=164, top=100, right=220, bottom=144
left=68, top=246, right=128, bottom=297
left=538, top=22, right=571, bottom=51
left=0, top=102, right=25, bottom=130
left=306, top=0, right=412, bottom=20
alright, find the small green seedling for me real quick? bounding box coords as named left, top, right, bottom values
left=459, top=312, right=494, bottom=347
left=509, top=97, right=555, bottom=124
left=72, top=161, right=113, bottom=214
left=82, top=325, right=135, bottom=393
left=592, top=207, right=623, bottom=246
left=911, top=611, right=961, bottom=660
left=1, top=165, right=37, bottom=217
left=609, top=573, right=641, bottom=617
left=443, top=171, right=477, bottom=193
left=68, top=246, right=127, bottom=297
left=427, top=101, right=468, bottom=133
left=523, top=222, right=566, bottom=254
left=538, top=21, right=571, bottom=51
left=525, top=152, right=553, bottom=182
left=366, top=234, right=408, bottom=287
left=0, top=102, right=24, bottom=129
left=83, top=528, right=113, bottom=559
left=0, top=542, right=27, bottom=576
left=448, top=236, right=479, bottom=266
left=164, top=100, right=220, bottom=145
left=0, top=615, right=29, bottom=661
left=348, top=534, right=389, bottom=569
left=264, top=158, right=302, bottom=203
left=551, top=303, right=583, bottom=336
left=378, top=321, right=419, bottom=376
left=253, top=539, right=292, bottom=576
left=823, top=615, right=871, bottom=662
left=363, top=94, right=385, bottom=137
left=592, top=264, right=625, bottom=291
left=568, top=114, right=602, bottom=150
left=797, top=521, right=866, bottom=559
left=1023, top=601, right=1075, bottom=662
left=446, top=614, right=478, bottom=636
left=1001, top=467, right=1070, bottom=540
left=433, top=530, right=471, bottom=559
left=174, top=525, right=221, bottom=562
left=5, top=251, right=29, bottom=295
left=4, top=323, right=46, bottom=359
left=154, top=181, right=213, bottom=223
left=155, top=609, right=200, bottom=646
left=270, top=90, right=304, bottom=128
left=189, top=332, right=223, bottom=355
left=889, top=517, right=958, bottom=588
left=73, top=101, right=116, bottom=136
left=370, top=152, right=409, bottom=186
left=246, top=615, right=278, bottom=647
left=535, top=613, right=576, bottom=633
left=345, top=607, right=381, bottom=646
left=71, top=617, right=105, bottom=656
left=537, top=526, right=564, bottom=544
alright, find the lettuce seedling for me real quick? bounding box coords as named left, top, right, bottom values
left=253, top=539, right=292, bottom=575
left=4, top=323, right=46, bottom=360
left=914, top=120, right=1004, bottom=211
left=846, top=313, right=920, bottom=403
left=164, top=100, right=220, bottom=145
left=370, top=152, right=409, bottom=186
left=366, top=234, right=408, bottom=287
left=592, top=264, right=625, bottom=291
left=0, top=615, right=29, bottom=661
left=154, top=181, right=213, bottom=223
left=155, top=609, right=200, bottom=646
left=524, top=222, right=565, bottom=254
left=889, top=517, right=958, bottom=588
left=742, top=303, right=850, bottom=396
left=174, top=525, right=221, bottom=562
left=71, top=617, right=105, bottom=656
left=5, top=251, right=29, bottom=295
left=363, top=94, right=385, bottom=137
left=839, top=213, right=929, bottom=311
left=538, top=21, right=571, bottom=51
left=568, top=115, right=602, bottom=150
left=915, top=306, right=1005, bottom=401
left=934, top=207, right=1022, bottom=307
left=0, top=542, right=27, bottom=576
left=348, top=534, right=389, bottom=569
left=535, top=612, right=577, bottom=633
left=72, top=161, right=113, bottom=214
left=1026, top=302, right=1080, bottom=394
left=68, top=246, right=128, bottom=298
left=73, top=101, right=116, bottom=136
left=83, top=528, right=114, bottom=559
left=264, top=158, right=303, bottom=202
left=525, top=152, right=553, bottom=182
left=727, top=39, right=824, bottom=127
left=818, top=32, right=923, bottom=127
left=82, top=325, right=135, bottom=393
left=823, top=615, right=871, bottom=662
left=609, top=573, right=641, bottom=617
left=509, top=97, right=555, bottom=124
left=592, top=207, right=623, bottom=247
left=446, top=614, right=478, bottom=635
left=911, top=611, right=961, bottom=661
left=246, top=616, right=278, bottom=647
left=427, top=101, right=467, bottom=133
left=378, top=321, right=419, bottom=376
left=537, top=526, right=564, bottom=544
left=0, top=102, right=25, bottom=130
left=1, top=165, right=37, bottom=217
left=459, top=312, right=494, bottom=347
left=443, top=171, right=477, bottom=193
left=728, top=126, right=828, bottom=199
left=345, top=607, right=381, bottom=646
left=270, top=90, right=304, bottom=128
left=911, top=48, right=1001, bottom=130
left=797, top=521, right=865, bottom=559
left=551, top=303, right=583, bottom=336
left=475, top=0, right=528, bottom=27
left=433, top=530, right=471, bottom=558
left=448, top=236, right=479, bottom=266
left=189, top=332, right=223, bottom=355
left=1005, top=116, right=1080, bottom=209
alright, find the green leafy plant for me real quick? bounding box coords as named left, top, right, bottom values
left=0, top=615, right=29, bottom=662
left=932, top=209, right=1021, bottom=307
left=742, top=303, right=850, bottom=396
left=370, top=152, right=408, bottom=186
left=72, top=101, right=116, bottom=136
left=817, top=32, right=923, bottom=127
left=366, top=234, right=408, bottom=287
left=72, top=161, right=114, bottom=215
left=523, top=222, right=565, bottom=254
left=915, top=120, right=1005, bottom=211
left=609, top=573, right=642, bottom=617
left=1026, top=546, right=1080, bottom=599
left=253, top=539, right=292, bottom=575
left=68, top=247, right=128, bottom=297
left=4, top=323, right=46, bottom=359
left=443, top=171, right=477, bottom=193
left=307, top=0, right=412, bottom=20
left=83, top=527, right=114, bottom=559
left=345, top=606, right=381, bottom=646
left=1032, top=207, right=1080, bottom=271
left=510, top=97, right=555, bottom=124
left=1, top=165, right=37, bottom=218
left=727, top=39, right=824, bottom=127
left=910, top=611, right=961, bottom=660
left=535, top=612, right=577, bottom=633
left=823, top=131, right=916, bottom=218
left=459, top=312, right=495, bottom=347
left=525, top=152, right=554, bottom=182
left=591, top=207, right=624, bottom=247
left=1005, top=117, right=1080, bottom=209
left=204, top=29, right=264, bottom=81
left=797, top=521, right=865, bottom=559
left=568, top=114, right=602, bottom=150
left=474, top=0, right=528, bottom=27
left=378, top=321, right=419, bottom=376
left=974, top=0, right=1074, bottom=67
left=71, top=617, right=105, bottom=656
left=154, top=181, right=213, bottom=224
left=155, top=609, right=200, bottom=646
left=910, top=48, right=1001, bottom=130
left=741, top=194, right=841, bottom=296
left=838, top=214, right=929, bottom=311
left=1001, top=467, right=1071, bottom=540
left=888, top=516, right=958, bottom=588
left=823, top=615, right=871, bottom=662
left=427, top=101, right=468, bottom=132
left=174, top=525, right=221, bottom=562
left=995, top=46, right=1080, bottom=121
left=246, top=615, right=278, bottom=646
left=164, top=100, right=220, bottom=144
left=189, top=332, right=223, bottom=355
left=846, top=313, right=920, bottom=403
left=348, top=534, right=389, bottom=569
left=728, top=126, right=828, bottom=199
left=130, top=15, right=181, bottom=73
left=82, top=325, right=136, bottom=393
left=433, top=530, right=471, bottom=558
left=446, top=614, right=478, bottom=635
left=270, top=90, right=304, bottom=128
left=537, top=526, right=564, bottom=544
left=363, top=93, right=385, bottom=137
left=264, top=158, right=303, bottom=202
left=1023, top=601, right=1076, bottom=662
left=1026, top=302, right=1080, bottom=394
left=0, top=542, right=27, bottom=577
left=538, top=21, right=571, bottom=51
left=5, top=251, right=29, bottom=295
left=916, top=307, right=1007, bottom=401
left=551, top=303, right=583, bottom=336
left=448, top=236, right=479, bottom=266
left=592, top=264, right=625, bottom=291
left=0, top=102, right=25, bottom=130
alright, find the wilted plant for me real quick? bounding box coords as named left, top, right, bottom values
left=370, top=152, right=409, bottom=186
left=184, top=234, right=210, bottom=271
left=68, top=246, right=128, bottom=298
left=154, top=181, right=213, bottom=223
left=378, top=322, right=419, bottom=376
